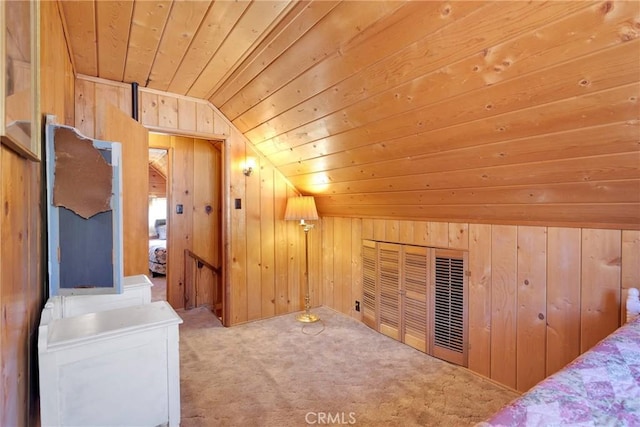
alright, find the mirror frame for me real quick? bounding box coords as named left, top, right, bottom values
left=0, top=0, right=40, bottom=162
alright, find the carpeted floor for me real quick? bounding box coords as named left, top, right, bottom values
left=149, top=274, right=166, bottom=302
left=177, top=306, right=518, bottom=427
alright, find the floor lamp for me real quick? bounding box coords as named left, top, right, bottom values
left=284, top=196, right=319, bottom=323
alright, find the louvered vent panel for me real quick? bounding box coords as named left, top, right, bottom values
left=433, top=256, right=465, bottom=355
left=362, top=241, right=377, bottom=328
left=404, top=298, right=426, bottom=338
left=404, top=250, right=427, bottom=295
left=402, top=248, right=428, bottom=351
left=378, top=247, right=400, bottom=336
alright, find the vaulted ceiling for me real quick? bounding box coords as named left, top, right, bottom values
left=59, top=0, right=640, bottom=227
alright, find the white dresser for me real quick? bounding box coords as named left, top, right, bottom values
left=38, top=277, right=182, bottom=427
left=41, top=274, right=153, bottom=321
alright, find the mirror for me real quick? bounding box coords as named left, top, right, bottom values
left=1, top=0, right=39, bottom=161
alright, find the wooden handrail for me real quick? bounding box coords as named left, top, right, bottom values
left=184, top=249, right=221, bottom=276
left=183, top=249, right=222, bottom=314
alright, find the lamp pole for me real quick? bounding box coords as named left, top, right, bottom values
left=297, top=220, right=319, bottom=323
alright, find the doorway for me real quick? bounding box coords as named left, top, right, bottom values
left=148, top=148, right=169, bottom=302
left=147, top=133, right=223, bottom=321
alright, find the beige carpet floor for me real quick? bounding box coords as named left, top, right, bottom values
left=149, top=274, right=166, bottom=302
left=177, top=306, right=518, bottom=426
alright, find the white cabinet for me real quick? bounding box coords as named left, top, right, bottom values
left=42, top=275, right=153, bottom=321
left=38, top=298, right=183, bottom=427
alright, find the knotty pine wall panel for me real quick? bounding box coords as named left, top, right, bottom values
left=490, top=225, right=518, bottom=389
left=246, top=145, right=263, bottom=321
left=580, top=229, right=622, bottom=352
left=0, top=1, right=73, bottom=424
left=148, top=166, right=167, bottom=198
left=102, top=104, right=150, bottom=277
left=40, top=1, right=74, bottom=126
left=515, top=227, right=547, bottom=392
left=546, top=227, right=581, bottom=377
left=322, top=217, right=335, bottom=310
left=192, top=141, right=222, bottom=273
left=259, top=161, right=277, bottom=319
left=0, top=147, right=39, bottom=427
left=323, top=217, right=639, bottom=391
left=621, top=230, right=640, bottom=323
left=468, top=224, right=492, bottom=378
left=228, top=126, right=248, bottom=322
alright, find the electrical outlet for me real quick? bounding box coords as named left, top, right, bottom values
left=355, top=300, right=360, bottom=312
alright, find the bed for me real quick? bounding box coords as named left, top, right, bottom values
left=485, top=288, right=640, bottom=426
left=149, top=220, right=167, bottom=276
left=149, top=239, right=167, bottom=276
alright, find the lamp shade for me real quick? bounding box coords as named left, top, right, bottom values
left=284, top=196, right=318, bottom=221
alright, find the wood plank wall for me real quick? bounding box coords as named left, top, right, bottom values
left=148, top=165, right=167, bottom=198
left=68, top=51, right=638, bottom=393
left=74, top=78, right=149, bottom=277
left=0, top=2, right=74, bottom=425
left=0, top=147, right=41, bottom=427
left=320, top=216, right=640, bottom=392
left=74, top=76, right=307, bottom=323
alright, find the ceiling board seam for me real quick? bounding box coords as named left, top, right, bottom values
left=251, top=37, right=638, bottom=148
left=235, top=1, right=487, bottom=129
left=311, top=178, right=640, bottom=198
left=206, top=0, right=312, bottom=103
left=119, top=0, right=135, bottom=83
left=318, top=203, right=639, bottom=207
left=319, top=216, right=639, bottom=232
left=54, top=0, right=79, bottom=77
left=164, top=0, right=218, bottom=95
left=294, top=151, right=639, bottom=186
left=211, top=0, right=339, bottom=107
left=244, top=2, right=620, bottom=146
left=140, top=0, right=176, bottom=87
left=224, top=0, right=449, bottom=124
left=258, top=80, right=640, bottom=159
left=183, top=1, right=253, bottom=97
left=240, top=1, right=595, bottom=138
left=221, top=0, right=410, bottom=123
left=277, top=119, right=640, bottom=173
left=148, top=163, right=167, bottom=180
left=94, top=0, right=99, bottom=76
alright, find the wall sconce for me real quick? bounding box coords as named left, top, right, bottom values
left=242, top=157, right=256, bottom=176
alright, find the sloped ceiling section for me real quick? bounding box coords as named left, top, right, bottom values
left=60, top=1, right=640, bottom=228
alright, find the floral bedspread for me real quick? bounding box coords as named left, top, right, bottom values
left=485, top=316, right=640, bottom=427
left=149, top=241, right=167, bottom=275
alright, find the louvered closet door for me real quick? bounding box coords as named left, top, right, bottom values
left=431, top=249, right=468, bottom=367
left=377, top=243, right=401, bottom=340
left=401, top=245, right=429, bottom=353
left=362, top=240, right=377, bottom=329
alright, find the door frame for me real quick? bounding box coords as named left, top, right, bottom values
left=146, top=129, right=228, bottom=325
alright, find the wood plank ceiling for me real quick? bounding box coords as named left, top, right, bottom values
left=59, top=0, right=640, bottom=228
